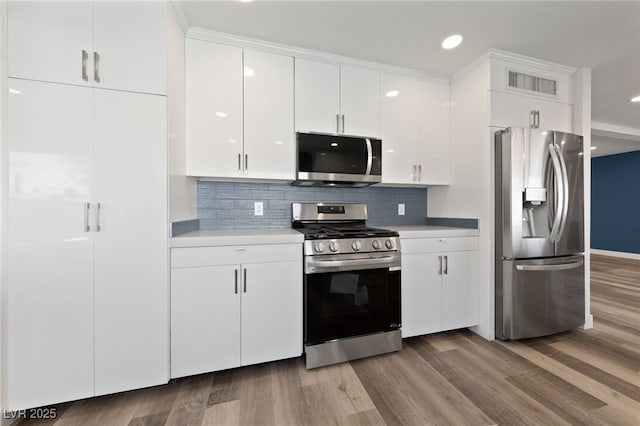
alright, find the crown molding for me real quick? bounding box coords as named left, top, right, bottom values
left=169, top=0, right=189, bottom=32
left=488, top=49, right=577, bottom=75
left=185, top=27, right=450, bottom=85
left=592, top=121, right=640, bottom=141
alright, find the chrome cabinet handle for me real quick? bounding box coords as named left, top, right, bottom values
left=237, top=153, right=241, bottom=174
left=81, top=50, right=89, bottom=81
left=341, top=114, right=345, bottom=133
left=530, top=110, right=540, bottom=128
left=245, top=153, right=248, bottom=174
left=243, top=268, right=247, bottom=293
left=93, top=52, right=101, bottom=83
left=413, top=165, right=417, bottom=182
left=336, top=114, right=340, bottom=133
left=444, top=255, right=448, bottom=275
left=418, top=164, right=422, bottom=181
left=84, top=202, right=91, bottom=232
left=234, top=269, right=238, bottom=294
left=96, top=202, right=101, bottom=232
left=438, top=255, right=442, bottom=275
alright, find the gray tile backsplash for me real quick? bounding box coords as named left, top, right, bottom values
left=197, top=181, right=428, bottom=230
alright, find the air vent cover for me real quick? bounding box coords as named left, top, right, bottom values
left=508, top=71, right=557, bottom=96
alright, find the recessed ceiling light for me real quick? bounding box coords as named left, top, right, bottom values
left=238, top=0, right=253, bottom=3
left=386, top=149, right=395, bottom=153
left=216, top=111, right=227, bottom=118
left=386, top=90, right=399, bottom=98
left=590, top=146, right=597, bottom=150
left=442, top=34, right=463, bottom=50
left=631, top=95, right=640, bottom=103
left=9, top=88, right=21, bottom=94
left=274, top=140, right=283, bottom=145
left=330, top=142, right=338, bottom=147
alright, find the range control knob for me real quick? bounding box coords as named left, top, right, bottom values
left=372, top=240, right=382, bottom=250
left=351, top=240, right=362, bottom=251
left=385, top=239, right=395, bottom=249
left=329, top=241, right=339, bottom=252
left=313, top=242, right=325, bottom=253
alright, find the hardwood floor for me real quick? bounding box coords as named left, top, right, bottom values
left=15, top=254, right=640, bottom=425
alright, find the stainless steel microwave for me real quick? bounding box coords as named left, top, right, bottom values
left=292, top=132, right=382, bottom=187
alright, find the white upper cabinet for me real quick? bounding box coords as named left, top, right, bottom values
left=381, top=74, right=450, bottom=185
left=294, top=58, right=341, bottom=134
left=380, top=73, right=422, bottom=184
left=295, top=59, right=380, bottom=137
left=8, top=1, right=93, bottom=87
left=186, top=39, right=243, bottom=177
left=8, top=1, right=166, bottom=95
left=419, top=81, right=450, bottom=185
left=92, top=1, right=167, bottom=94
left=489, top=90, right=573, bottom=133
left=340, top=65, right=380, bottom=137
left=186, top=40, right=295, bottom=179
left=243, top=49, right=295, bottom=180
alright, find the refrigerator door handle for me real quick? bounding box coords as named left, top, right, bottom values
left=515, top=258, right=583, bottom=271
left=548, top=143, right=564, bottom=242
left=555, top=143, right=570, bottom=241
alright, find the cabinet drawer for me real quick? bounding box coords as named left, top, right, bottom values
left=171, top=244, right=301, bottom=268
left=401, top=237, right=478, bottom=254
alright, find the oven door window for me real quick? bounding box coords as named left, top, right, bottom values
left=305, top=268, right=400, bottom=345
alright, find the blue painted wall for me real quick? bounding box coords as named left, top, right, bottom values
left=197, top=181, right=428, bottom=229
left=591, top=151, right=640, bottom=254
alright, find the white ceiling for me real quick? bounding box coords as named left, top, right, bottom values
left=180, top=0, right=640, bottom=153
left=592, top=135, right=640, bottom=157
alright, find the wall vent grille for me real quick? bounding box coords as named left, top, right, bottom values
left=508, top=71, right=557, bottom=96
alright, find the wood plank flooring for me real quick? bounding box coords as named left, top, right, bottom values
left=15, top=254, right=640, bottom=425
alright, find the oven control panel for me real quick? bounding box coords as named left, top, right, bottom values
left=305, top=236, right=400, bottom=256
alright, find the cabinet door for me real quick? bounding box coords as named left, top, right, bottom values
left=441, top=250, right=479, bottom=330
left=340, top=65, right=380, bottom=137
left=241, top=261, right=303, bottom=366
left=8, top=1, right=93, bottom=86
left=294, top=58, right=340, bottom=133
left=171, top=266, right=241, bottom=377
left=489, top=90, right=573, bottom=133
left=419, top=81, right=450, bottom=184
left=401, top=253, right=442, bottom=337
left=380, top=73, right=421, bottom=184
left=243, top=50, right=295, bottom=180
left=93, top=1, right=167, bottom=95
left=186, top=39, right=243, bottom=177
left=6, top=79, right=94, bottom=410
left=93, top=90, right=168, bottom=395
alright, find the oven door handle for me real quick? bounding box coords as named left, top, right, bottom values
left=307, top=255, right=399, bottom=272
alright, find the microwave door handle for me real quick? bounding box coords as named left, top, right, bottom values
left=365, top=138, right=373, bottom=175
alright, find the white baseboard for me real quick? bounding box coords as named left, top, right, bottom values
left=582, top=314, right=594, bottom=330
left=590, top=249, right=640, bottom=260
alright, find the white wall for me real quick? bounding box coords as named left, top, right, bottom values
left=1, top=0, right=8, bottom=419
left=168, top=1, right=197, bottom=223
left=427, top=57, right=494, bottom=340
left=573, top=67, right=593, bottom=329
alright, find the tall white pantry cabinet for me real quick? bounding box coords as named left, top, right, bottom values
left=3, top=1, right=170, bottom=411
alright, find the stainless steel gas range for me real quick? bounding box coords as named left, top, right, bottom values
left=292, top=202, right=402, bottom=369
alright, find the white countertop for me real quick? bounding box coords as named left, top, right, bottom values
left=384, top=225, right=479, bottom=239
left=171, top=228, right=304, bottom=248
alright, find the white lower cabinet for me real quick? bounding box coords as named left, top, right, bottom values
left=401, top=236, right=479, bottom=338
left=170, top=244, right=302, bottom=378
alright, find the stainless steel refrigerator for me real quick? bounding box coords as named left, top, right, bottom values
left=495, top=127, right=585, bottom=340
